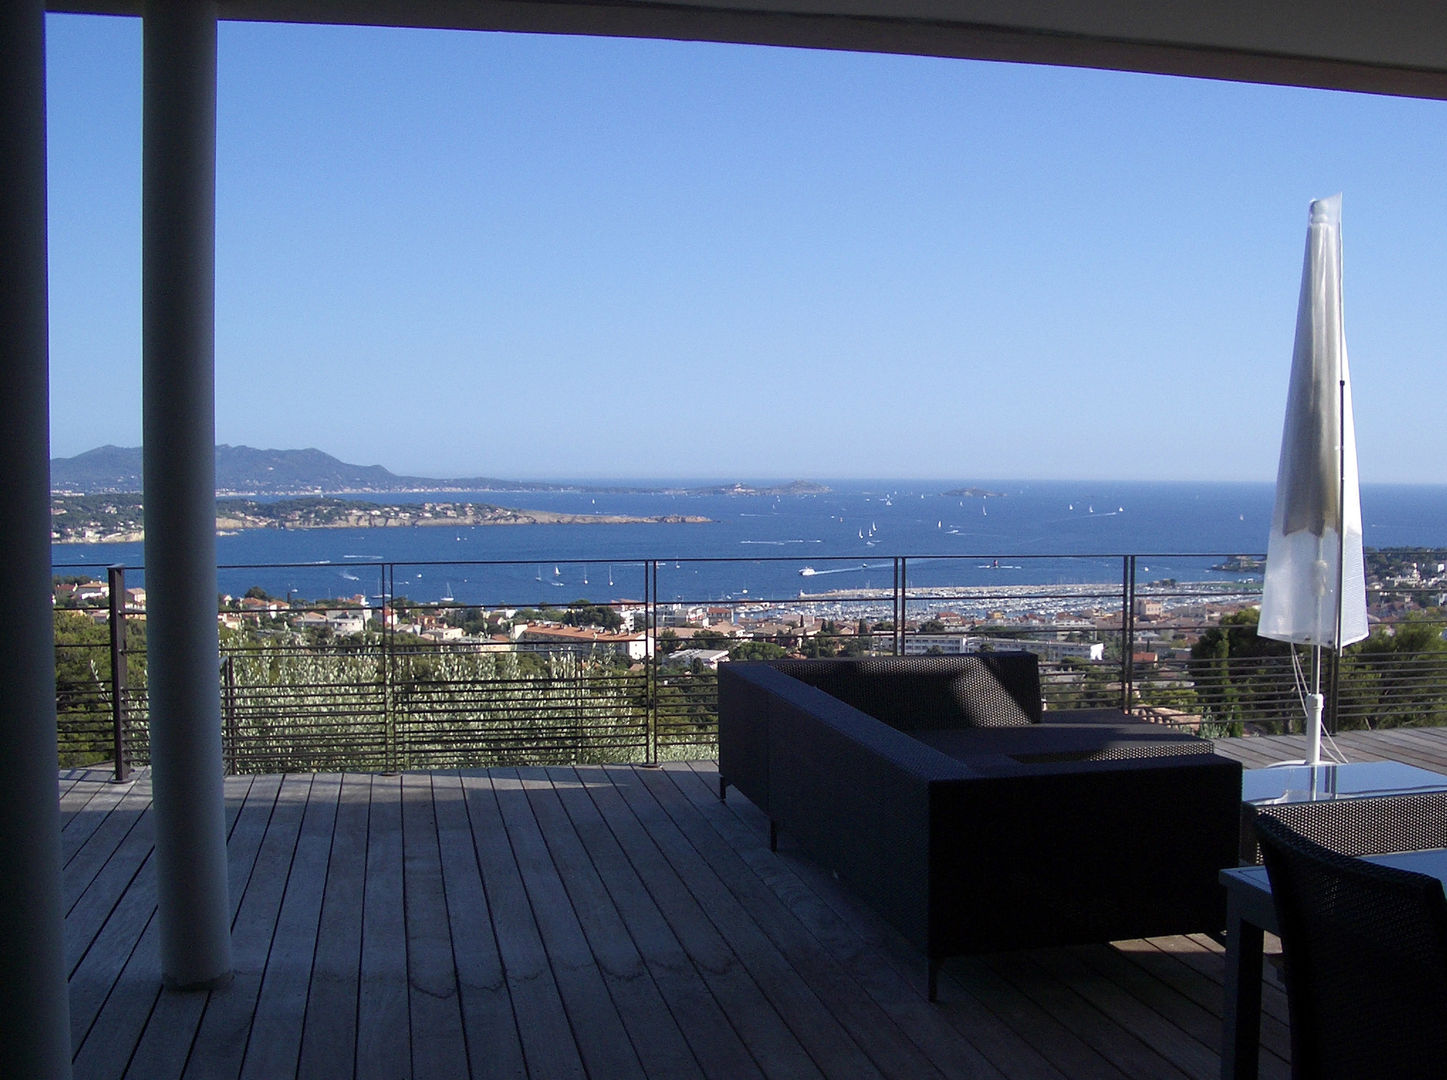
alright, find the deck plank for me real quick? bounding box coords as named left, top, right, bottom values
left=459, top=771, right=587, bottom=1079
left=400, top=771, right=471, bottom=1079
left=354, top=773, right=411, bottom=1080
left=123, top=773, right=282, bottom=1080
left=430, top=771, right=528, bottom=1080
left=239, top=773, right=342, bottom=1080
left=583, top=767, right=825, bottom=1080
left=670, top=760, right=1011, bottom=1080
left=603, top=763, right=886, bottom=1080
left=72, top=773, right=254, bottom=1080
left=990, top=948, right=1199, bottom=1079
left=492, top=768, right=645, bottom=1079
left=183, top=773, right=313, bottom=1080
left=522, top=766, right=705, bottom=1080
left=692, top=760, right=1072, bottom=1080
left=545, top=766, right=768, bottom=1080
left=61, top=728, right=1447, bottom=1080
left=62, top=773, right=145, bottom=872
left=637, top=762, right=948, bottom=1080
left=295, top=773, right=370, bottom=1079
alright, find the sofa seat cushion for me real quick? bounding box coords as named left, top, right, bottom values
left=914, top=723, right=1214, bottom=774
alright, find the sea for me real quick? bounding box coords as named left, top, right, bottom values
left=50, top=480, right=1447, bottom=612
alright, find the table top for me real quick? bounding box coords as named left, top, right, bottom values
left=1241, top=760, right=1447, bottom=806
left=1223, top=846, right=1447, bottom=896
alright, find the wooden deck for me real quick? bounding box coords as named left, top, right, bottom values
left=60, top=728, right=1447, bottom=1079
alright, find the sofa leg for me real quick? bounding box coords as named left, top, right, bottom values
left=769, top=820, right=778, bottom=852
left=928, top=960, right=940, bottom=1002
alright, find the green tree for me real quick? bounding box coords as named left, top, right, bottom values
left=729, top=640, right=787, bottom=661
left=561, top=600, right=623, bottom=632
left=1336, top=614, right=1447, bottom=729
left=1189, top=609, right=1295, bottom=732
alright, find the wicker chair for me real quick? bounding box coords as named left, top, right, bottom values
left=1255, top=814, right=1447, bottom=1080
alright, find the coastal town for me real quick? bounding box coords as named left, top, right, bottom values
left=55, top=549, right=1447, bottom=676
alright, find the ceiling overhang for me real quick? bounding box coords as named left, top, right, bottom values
left=45, top=1, right=1447, bottom=100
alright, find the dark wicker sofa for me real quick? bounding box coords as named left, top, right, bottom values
left=717, top=654, right=1242, bottom=997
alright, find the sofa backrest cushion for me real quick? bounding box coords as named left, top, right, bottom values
left=765, top=653, right=1042, bottom=731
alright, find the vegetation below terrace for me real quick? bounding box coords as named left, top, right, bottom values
left=50, top=545, right=1447, bottom=772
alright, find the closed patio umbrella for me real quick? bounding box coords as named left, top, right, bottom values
left=1259, top=194, right=1368, bottom=764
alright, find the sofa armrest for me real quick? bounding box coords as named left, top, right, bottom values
left=927, top=753, right=1243, bottom=954
left=759, top=670, right=974, bottom=953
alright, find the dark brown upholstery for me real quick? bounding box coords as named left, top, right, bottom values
left=763, top=653, right=1041, bottom=730
left=718, top=655, right=1243, bottom=997
left=1255, top=814, right=1447, bottom=1080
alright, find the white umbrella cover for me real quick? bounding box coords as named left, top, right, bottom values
left=1258, top=194, right=1367, bottom=765
left=1259, top=194, right=1368, bottom=650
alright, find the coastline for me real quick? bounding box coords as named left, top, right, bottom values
left=55, top=509, right=713, bottom=545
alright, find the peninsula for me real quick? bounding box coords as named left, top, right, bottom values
left=51, top=494, right=711, bottom=544
left=49, top=444, right=831, bottom=499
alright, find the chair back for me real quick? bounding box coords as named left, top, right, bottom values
left=1254, top=813, right=1447, bottom=1079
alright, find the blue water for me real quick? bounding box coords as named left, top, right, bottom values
left=51, top=480, right=1447, bottom=608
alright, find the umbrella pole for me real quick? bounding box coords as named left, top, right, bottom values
left=1307, top=644, right=1324, bottom=765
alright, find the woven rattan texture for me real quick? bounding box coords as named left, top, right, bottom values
left=1250, top=791, right=1447, bottom=863
left=1256, top=815, right=1447, bottom=1080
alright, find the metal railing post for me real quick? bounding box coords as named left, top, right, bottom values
left=384, top=561, right=397, bottom=772
left=107, top=565, right=130, bottom=782
left=222, top=653, right=236, bottom=774
left=646, top=559, right=658, bottom=764
left=894, top=557, right=906, bottom=655
left=1121, top=555, right=1136, bottom=714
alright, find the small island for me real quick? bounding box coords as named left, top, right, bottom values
left=701, top=481, right=831, bottom=496
left=942, top=487, right=1007, bottom=498
left=1210, top=555, right=1265, bottom=573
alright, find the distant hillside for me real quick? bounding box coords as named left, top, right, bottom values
left=50, top=445, right=572, bottom=496
left=50, top=444, right=832, bottom=498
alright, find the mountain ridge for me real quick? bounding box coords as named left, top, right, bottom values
left=49, top=445, right=831, bottom=497
left=49, top=444, right=567, bottom=495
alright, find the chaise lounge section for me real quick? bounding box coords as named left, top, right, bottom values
left=718, top=654, right=1243, bottom=997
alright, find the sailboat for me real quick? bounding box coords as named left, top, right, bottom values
left=441, top=582, right=454, bottom=603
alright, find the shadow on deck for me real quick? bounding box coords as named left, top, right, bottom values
left=62, top=728, right=1447, bottom=1079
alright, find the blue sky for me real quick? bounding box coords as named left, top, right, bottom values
left=44, top=14, right=1447, bottom=483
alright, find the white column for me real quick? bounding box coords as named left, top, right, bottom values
left=143, top=0, right=233, bottom=990
left=0, top=2, right=74, bottom=1076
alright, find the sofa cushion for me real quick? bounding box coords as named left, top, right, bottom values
left=914, top=722, right=1215, bottom=775
left=766, top=653, right=1042, bottom=730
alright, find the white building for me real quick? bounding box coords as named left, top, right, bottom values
left=665, top=648, right=731, bottom=670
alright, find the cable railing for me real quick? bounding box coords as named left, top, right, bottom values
left=50, top=552, right=1447, bottom=775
